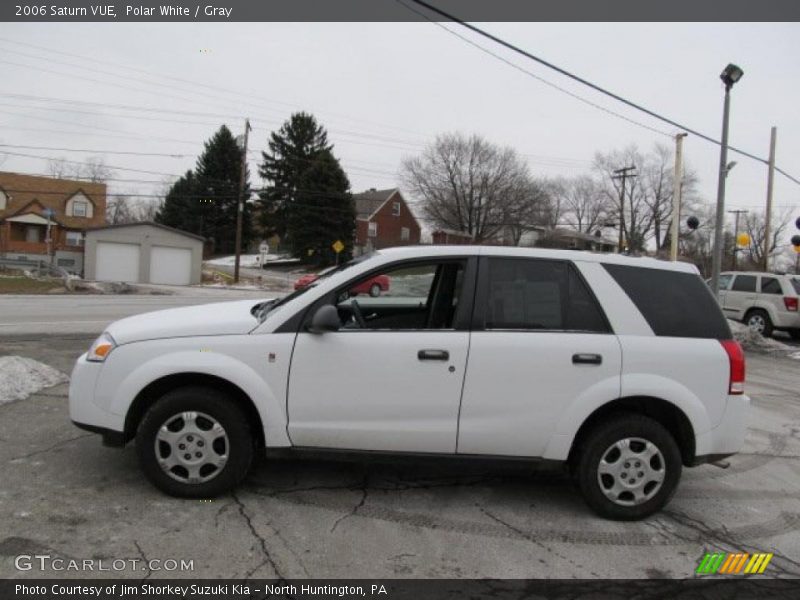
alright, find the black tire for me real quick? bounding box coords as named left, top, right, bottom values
left=789, top=329, right=800, bottom=341
left=135, top=386, right=254, bottom=498
left=745, top=309, right=773, bottom=337
left=369, top=283, right=381, bottom=297
left=575, top=413, right=682, bottom=520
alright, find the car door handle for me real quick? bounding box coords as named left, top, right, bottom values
left=572, top=353, right=602, bottom=365
left=418, top=349, right=449, bottom=361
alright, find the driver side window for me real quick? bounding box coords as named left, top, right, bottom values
left=336, top=261, right=465, bottom=330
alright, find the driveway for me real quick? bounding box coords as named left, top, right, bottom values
left=1, top=334, right=799, bottom=579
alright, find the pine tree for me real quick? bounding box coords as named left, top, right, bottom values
left=157, top=125, right=251, bottom=255
left=156, top=170, right=199, bottom=231
left=258, top=112, right=332, bottom=242
left=287, top=149, right=355, bottom=265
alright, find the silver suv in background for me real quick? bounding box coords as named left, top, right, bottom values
left=717, top=271, right=800, bottom=339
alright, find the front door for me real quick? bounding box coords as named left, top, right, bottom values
left=287, top=258, right=473, bottom=453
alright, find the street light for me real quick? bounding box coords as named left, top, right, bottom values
left=710, top=63, right=744, bottom=299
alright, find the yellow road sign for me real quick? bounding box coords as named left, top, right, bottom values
left=332, top=240, right=345, bottom=254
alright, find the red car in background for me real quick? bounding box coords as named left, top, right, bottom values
left=294, top=270, right=390, bottom=297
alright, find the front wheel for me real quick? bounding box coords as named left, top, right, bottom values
left=136, top=386, right=254, bottom=497
left=369, top=283, right=381, bottom=297
left=575, top=414, right=682, bottom=520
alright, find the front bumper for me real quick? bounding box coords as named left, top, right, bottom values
left=68, top=353, right=125, bottom=437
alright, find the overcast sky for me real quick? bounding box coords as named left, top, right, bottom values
left=0, top=22, right=798, bottom=245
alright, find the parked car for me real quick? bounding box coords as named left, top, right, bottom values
left=70, top=246, right=748, bottom=520
left=713, top=271, right=800, bottom=339
left=295, top=269, right=389, bottom=297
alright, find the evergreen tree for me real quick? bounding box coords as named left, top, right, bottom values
left=156, top=125, right=251, bottom=255
left=287, top=149, right=355, bottom=265
left=156, top=170, right=199, bottom=231
left=258, top=112, right=332, bottom=241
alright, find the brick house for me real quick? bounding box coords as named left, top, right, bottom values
left=353, top=188, right=421, bottom=255
left=0, top=172, right=107, bottom=273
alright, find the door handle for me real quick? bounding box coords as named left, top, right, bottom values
left=572, top=353, right=602, bottom=365
left=418, top=349, right=449, bottom=361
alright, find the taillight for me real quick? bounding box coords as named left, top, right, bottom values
left=784, top=296, right=798, bottom=312
left=720, top=339, right=745, bottom=395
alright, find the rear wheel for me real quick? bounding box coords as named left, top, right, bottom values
left=789, top=329, right=800, bottom=341
left=369, top=283, right=381, bottom=297
left=136, top=386, right=254, bottom=497
left=576, top=414, right=682, bottom=520
left=745, top=309, right=773, bottom=337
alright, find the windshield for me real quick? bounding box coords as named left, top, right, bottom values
left=255, top=253, right=376, bottom=322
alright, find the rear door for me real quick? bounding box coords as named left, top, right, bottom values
left=457, top=257, right=620, bottom=458
left=724, top=274, right=757, bottom=319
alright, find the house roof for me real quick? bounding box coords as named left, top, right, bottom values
left=0, top=171, right=106, bottom=229
left=84, top=221, right=207, bottom=242
left=353, top=188, right=398, bottom=219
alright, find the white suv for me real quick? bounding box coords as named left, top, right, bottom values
left=716, top=271, right=800, bottom=339
left=69, top=246, right=748, bottom=520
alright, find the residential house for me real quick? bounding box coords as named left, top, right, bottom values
left=0, top=172, right=107, bottom=273
left=353, top=188, right=421, bottom=254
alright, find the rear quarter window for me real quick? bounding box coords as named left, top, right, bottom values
left=603, top=264, right=732, bottom=339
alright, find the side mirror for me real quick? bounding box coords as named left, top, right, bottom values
left=308, top=304, right=341, bottom=334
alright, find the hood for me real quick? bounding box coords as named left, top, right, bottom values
left=106, top=298, right=270, bottom=345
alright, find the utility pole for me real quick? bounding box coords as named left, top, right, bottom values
left=763, top=126, right=777, bottom=272
left=670, top=133, right=688, bottom=261
left=611, top=166, right=636, bottom=253
left=728, top=209, right=747, bottom=271
left=233, top=118, right=251, bottom=284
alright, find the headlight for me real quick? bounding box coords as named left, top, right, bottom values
left=87, top=332, right=116, bottom=362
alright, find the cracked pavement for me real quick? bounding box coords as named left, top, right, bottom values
left=1, top=335, right=799, bottom=579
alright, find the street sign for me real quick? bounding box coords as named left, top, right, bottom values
left=332, top=240, right=345, bottom=254
left=259, top=241, right=269, bottom=253
left=43, top=208, right=55, bottom=217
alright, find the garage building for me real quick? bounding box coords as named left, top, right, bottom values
left=84, top=222, right=204, bottom=285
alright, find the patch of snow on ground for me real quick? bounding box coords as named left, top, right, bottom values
left=206, top=254, right=289, bottom=268
left=728, top=319, right=795, bottom=356
left=0, top=356, right=69, bottom=406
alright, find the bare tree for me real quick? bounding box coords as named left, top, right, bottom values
left=106, top=195, right=135, bottom=224
left=80, top=157, right=113, bottom=182
left=503, top=177, right=551, bottom=246
left=557, top=175, right=609, bottom=234
left=401, top=133, right=531, bottom=243
left=741, top=208, right=793, bottom=268
left=46, top=156, right=114, bottom=182
left=47, top=157, right=71, bottom=179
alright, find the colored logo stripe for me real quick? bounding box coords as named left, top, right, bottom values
left=697, top=552, right=773, bottom=575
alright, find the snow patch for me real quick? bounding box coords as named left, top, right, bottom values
left=728, top=319, right=795, bottom=356
left=0, top=356, right=69, bottom=406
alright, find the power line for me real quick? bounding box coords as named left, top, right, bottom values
left=0, top=35, right=432, bottom=140
left=0, top=143, right=191, bottom=158
left=403, top=0, right=800, bottom=187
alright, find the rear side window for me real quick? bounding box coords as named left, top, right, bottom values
left=793, top=279, right=800, bottom=295
left=760, top=277, right=782, bottom=294
left=732, top=275, right=757, bottom=292
left=484, top=258, right=609, bottom=332
left=603, top=264, right=731, bottom=339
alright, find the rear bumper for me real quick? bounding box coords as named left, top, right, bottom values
left=695, top=393, right=750, bottom=460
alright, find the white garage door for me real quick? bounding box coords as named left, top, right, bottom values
left=149, top=245, right=192, bottom=285
left=95, top=242, right=140, bottom=283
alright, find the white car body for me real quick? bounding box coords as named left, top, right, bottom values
left=69, top=246, right=749, bottom=517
